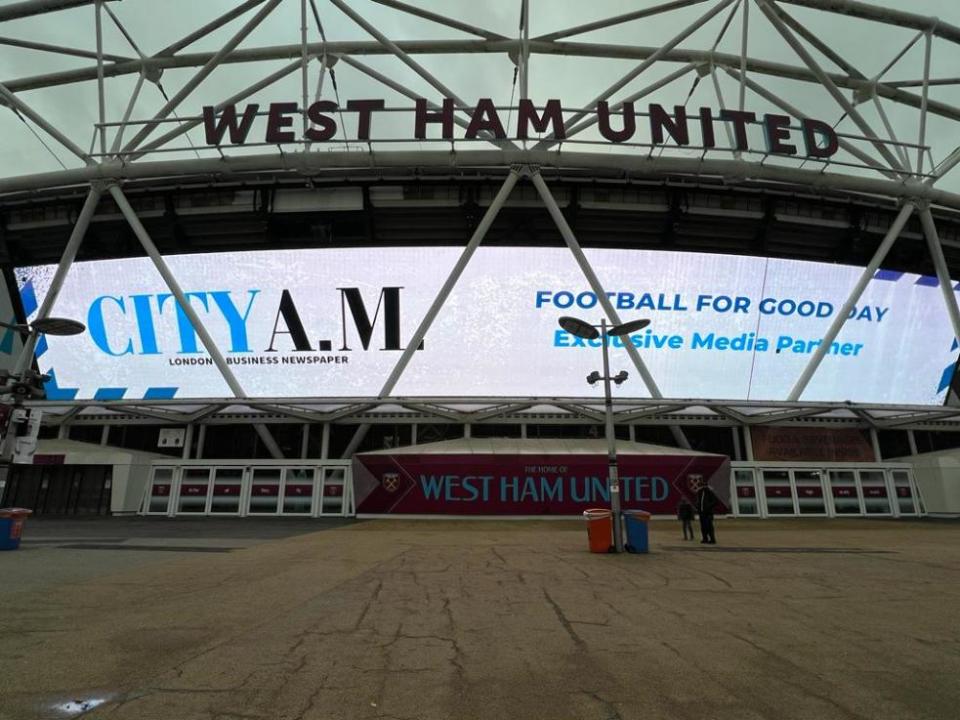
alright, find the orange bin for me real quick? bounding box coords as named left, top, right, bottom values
left=583, top=508, right=613, bottom=553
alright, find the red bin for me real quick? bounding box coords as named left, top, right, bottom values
left=583, top=508, right=613, bottom=554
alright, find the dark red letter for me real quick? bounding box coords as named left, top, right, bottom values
left=347, top=99, right=384, bottom=140
left=597, top=101, right=635, bottom=143
left=305, top=100, right=338, bottom=142
left=719, top=110, right=757, bottom=151
left=516, top=99, right=565, bottom=140
left=415, top=98, right=454, bottom=139
left=649, top=104, right=689, bottom=146
left=202, top=104, right=259, bottom=145
left=764, top=114, right=797, bottom=155
left=265, top=102, right=298, bottom=144
left=698, top=107, right=716, bottom=149
left=466, top=98, right=506, bottom=140
left=802, top=118, right=839, bottom=158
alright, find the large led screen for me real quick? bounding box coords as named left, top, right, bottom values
left=15, top=247, right=958, bottom=404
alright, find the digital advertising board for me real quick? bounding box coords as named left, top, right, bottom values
left=14, top=246, right=957, bottom=404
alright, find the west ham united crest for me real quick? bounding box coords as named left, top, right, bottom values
left=381, top=472, right=401, bottom=493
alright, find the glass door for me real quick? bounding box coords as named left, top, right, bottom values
left=891, top=470, right=917, bottom=516
left=248, top=467, right=282, bottom=515
left=761, top=469, right=795, bottom=515
left=794, top=470, right=827, bottom=515
left=177, top=468, right=212, bottom=514
left=281, top=468, right=315, bottom=515
left=146, top=467, right=175, bottom=514
left=733, top=469, right=759, bottom=516
left=210, top=467, right=244, bottom=515
left=859, top=469, right=892, bottom=515
left=319, top=467, right=348, bottom=516
left=828, top=470, right=863, bottom=515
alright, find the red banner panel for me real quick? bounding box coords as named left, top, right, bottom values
left=353, top=452, right=730, bottom=515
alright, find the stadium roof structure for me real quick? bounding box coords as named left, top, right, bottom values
left=5, top=0, right=960, bottom=449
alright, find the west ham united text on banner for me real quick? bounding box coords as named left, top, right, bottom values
left=15, top=247, right=957, bottom=404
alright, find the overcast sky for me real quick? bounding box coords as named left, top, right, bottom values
left=1, top=0, right=960, bottom=192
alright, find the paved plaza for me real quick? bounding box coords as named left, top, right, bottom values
left=1, top=517, right=959, bottom=719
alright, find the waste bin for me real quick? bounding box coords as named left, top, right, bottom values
left=623, top=510, right=651, bottom=553
left=0, top=508, right=32, bottom=551
left=583, top=508, right=613, bottom=554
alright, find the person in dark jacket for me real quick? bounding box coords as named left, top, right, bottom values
left=677, top=498, right=695, bottom=540
left=694, top=480, right=719, bottom=545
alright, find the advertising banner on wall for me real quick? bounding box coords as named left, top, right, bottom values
left=15, top=246, right=958, bottom=404
left=353, top=451, right=731, bottom=516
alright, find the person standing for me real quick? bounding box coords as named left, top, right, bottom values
left=677, top=497, right=695, bottom=540
left=696, top=481, right=718, bottom=545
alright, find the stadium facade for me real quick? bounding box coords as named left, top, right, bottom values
left=0, top=0, right=959, bottom=519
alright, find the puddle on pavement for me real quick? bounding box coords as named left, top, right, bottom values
left=43, top=694, right=114, bottom=717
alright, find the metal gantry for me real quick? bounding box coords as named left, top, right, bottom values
left=2, top=0, right=960, bottom=457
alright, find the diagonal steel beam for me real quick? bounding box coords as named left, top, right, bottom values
left=466, top=403, right=534, bottom=423
left=0, top=81, right=93, bottom=165
left=720, top=66, right=898, bottom=179
left=13, top=186, right=100, bottom=376
left=531, top=171, right=691, bottom=449
left=615, top=404, right=688, bottom=423
left=765, top=0, right=865, bottom=79
left=157, top=0, right=269, bottom=57
left=0, top=0, right=118, bottom=21
left=755, top=0, right=907, bottom=175
left=340, top=170, right=521, bottom=457
left=108, top=184, right=285, bottom=459
left=336, top=55, right=509, bottom=151
left=371, top=0, right=506, bottom=40
left=120, top=0, right=282, bottom=154
left=328, top=0, right=519, bottom=151
left=535, top=0, right=711, bottom=42
left=787, top=202, right=915, bottom=401
left=537, top=0, right=737, bottom=147
left=129, top=58, right=304, bottom=160
left=554, top=403, right=606, bottom=423
left=918, top=206, right=960, bottom=342
left=0, top=36, right=130, bottom=62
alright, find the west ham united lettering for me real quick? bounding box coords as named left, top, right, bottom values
left=202, top=98, right=840, bottom=158
left=85, top=286, right=422, bottom=359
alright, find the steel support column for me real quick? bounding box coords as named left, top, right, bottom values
left=787, top=202, right=915, bottom=401
left=300, top=423, right=309, bottom=459
left=531, top=171, right=690, bottom=449
left=108, top=184, right=285, bottom=459
left=94, top=0, right=106, bottom=155
left=918, top=206, right=960, bottom=341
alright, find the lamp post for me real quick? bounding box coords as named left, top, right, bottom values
left=0, top=317, right=86, bottom=467
left=558, top=315, right=650, bottom=553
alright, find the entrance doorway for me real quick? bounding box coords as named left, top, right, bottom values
left=1, top=465, right=112, bottom=516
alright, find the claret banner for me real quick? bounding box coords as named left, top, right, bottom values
left=352, top=452, right=731, bottom=516
left=15, top=246, right=957, bottom=404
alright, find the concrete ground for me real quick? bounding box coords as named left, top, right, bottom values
left=1, top=517, right=959, bottom=720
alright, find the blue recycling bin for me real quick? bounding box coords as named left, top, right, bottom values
left=0, top=508, right=32, bottom=551
left=623, top=510, right=651, bottom=554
